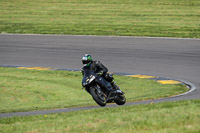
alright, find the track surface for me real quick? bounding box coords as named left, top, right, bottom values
left=0, top=34, right=200, bottom=117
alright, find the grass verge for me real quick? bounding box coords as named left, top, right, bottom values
left=0, top=67, right=188, bottom=113
left=0, top=0, right=200, bottom=38
left=0, top=100, right=200, bottom=133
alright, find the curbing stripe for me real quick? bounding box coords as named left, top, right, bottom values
left=157, top=80, right=182, bottom=84
left=125, top=74, right=184, bottom=85
left=18, top=67, right=53, bottom=70
left=0, top=65, right=193, bottom=86
left=0, top=65, right=191, bottom=85
left=128, top=75, right=158, bottom=79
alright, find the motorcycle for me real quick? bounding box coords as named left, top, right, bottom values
left=82, top=67, right=126, bottom=107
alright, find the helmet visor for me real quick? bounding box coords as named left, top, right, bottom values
left=82, top=56, right=91, bottom=65
left=82, top=59, right=90, bottom=65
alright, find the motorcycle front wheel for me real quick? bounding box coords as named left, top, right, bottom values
left=115, top=94, right=126, bottom=105
left=90, top=87, right=107, bottom=107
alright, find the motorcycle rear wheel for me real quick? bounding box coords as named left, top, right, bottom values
left=90, top=87, right=107, bottom=107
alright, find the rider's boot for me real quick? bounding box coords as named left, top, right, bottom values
left=111, top=81, right=120, bottom=90
left=111, top=81, right=124, bottom=94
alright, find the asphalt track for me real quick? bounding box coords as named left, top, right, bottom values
left=0, top=34, right=200, bottom=118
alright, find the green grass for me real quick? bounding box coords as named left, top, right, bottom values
left=0, top=0, right=200, bottom=38
left=0, top=100, right=200, bottom=133
left=0, top=67, right=188, bottom=113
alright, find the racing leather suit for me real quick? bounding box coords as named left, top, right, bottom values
left=82, top=60, right=115, bottom=92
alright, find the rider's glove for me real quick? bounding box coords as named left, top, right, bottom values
left=97, top=71, right=103, bottom=76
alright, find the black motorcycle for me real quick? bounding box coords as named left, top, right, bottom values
left=82, top=67, right=126, bottom=107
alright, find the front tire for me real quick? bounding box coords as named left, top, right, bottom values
left=115, top=94, right=126, bottom=105
left=90, top=87, right=107, bottom=107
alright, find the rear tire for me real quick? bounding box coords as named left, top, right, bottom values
left=90, top=87, right=107, bottom=107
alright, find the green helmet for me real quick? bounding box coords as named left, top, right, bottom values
left=82, top=54, right=92, bottom=66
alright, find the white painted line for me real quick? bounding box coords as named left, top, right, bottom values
left=1, top=33, right=200, bottom=40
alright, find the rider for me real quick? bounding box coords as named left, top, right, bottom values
left=81, top=54, right=119, bottom=92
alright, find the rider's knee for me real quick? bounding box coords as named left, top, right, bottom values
left=105, top=73, right=114, bottom=82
